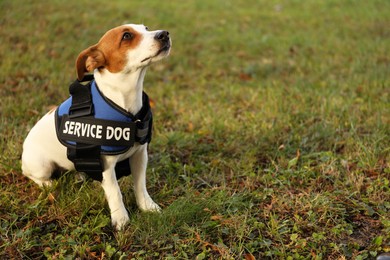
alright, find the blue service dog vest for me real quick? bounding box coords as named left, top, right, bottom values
left=55, top=76, right=153, bottom=181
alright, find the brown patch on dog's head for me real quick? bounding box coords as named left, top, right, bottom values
left=76, top=25, right=143, bottom=80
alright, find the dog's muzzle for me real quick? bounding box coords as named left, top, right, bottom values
left=141, top=31, right=171, bottom=63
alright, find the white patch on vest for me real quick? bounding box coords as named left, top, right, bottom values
left=63, top=120, right=131, bottom=141
left=63, top=121, right=103, bottom=139
left=106, top=126, right=131, bottom=141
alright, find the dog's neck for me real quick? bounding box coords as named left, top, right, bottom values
left=94, top=68, right=147, bottom=115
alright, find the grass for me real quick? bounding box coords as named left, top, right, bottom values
left=0, top=0, right=389, bottom=259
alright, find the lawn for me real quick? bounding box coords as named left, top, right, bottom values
left=0, top=0, right=389, bottom=259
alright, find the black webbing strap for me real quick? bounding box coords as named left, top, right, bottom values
left=66, top=75, right=131, bottom=181
left=135, top=92, right=153, bottom=145
left=68, top=74, right=94, bottom=118
left=67, top=145, right=131, bottom=181
left=67, top=143, right=103, bottom=179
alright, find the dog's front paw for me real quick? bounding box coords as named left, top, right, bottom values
left=139, top=198, right=161, bottom=212
left=111, top=210, right=130, bottom=230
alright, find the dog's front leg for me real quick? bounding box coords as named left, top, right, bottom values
left=131, top=145, right=161, bottom=212
left=101, top=159, right=129, bottom=230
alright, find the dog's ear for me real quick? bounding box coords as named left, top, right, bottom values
left=76, top=45, right=106, bottom=81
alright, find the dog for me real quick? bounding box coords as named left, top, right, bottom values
left=21, top=24, right=171, bottom=229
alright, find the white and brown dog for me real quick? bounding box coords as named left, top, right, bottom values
left=21, top=24, right=171, bottom=229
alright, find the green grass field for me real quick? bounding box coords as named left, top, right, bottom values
left=1, top=0, right=389, bottom=259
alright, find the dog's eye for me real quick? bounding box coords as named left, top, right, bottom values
left=122, top=32, right=134, bottom=41
left=145, top=26, right=149, bottom=31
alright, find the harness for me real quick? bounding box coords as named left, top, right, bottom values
left=55, top=75, right=153, bottom=181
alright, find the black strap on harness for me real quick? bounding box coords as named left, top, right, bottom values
left=65, top=75, right=152, bottom=181
left=68, top=74, right=94, bottom=118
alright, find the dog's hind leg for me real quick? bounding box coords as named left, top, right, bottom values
left=21, top=112, right=71, bottom=187
left=21, top=152, right=54, bottom=187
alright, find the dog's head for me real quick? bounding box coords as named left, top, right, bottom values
left=76, top=24, right=171, bottom=80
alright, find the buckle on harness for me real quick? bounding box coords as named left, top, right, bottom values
left=73, top=157, right=103, bottom=175
left=69, top=101, right=93, bottom=118
left=67, top=144, right=104, bottom=181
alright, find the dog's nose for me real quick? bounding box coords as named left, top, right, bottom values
left=154, top=30, right=170, bottom=43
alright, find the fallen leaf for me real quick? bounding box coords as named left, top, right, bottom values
left=211, top=215, right=223, bottom=221
left=239, top=73, right=252, bottom=81
left=244, top=253, right=256, bottom=260
left=48, top=192, right=56, bottom=204
left=149, top=98, right=156, bottom=109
